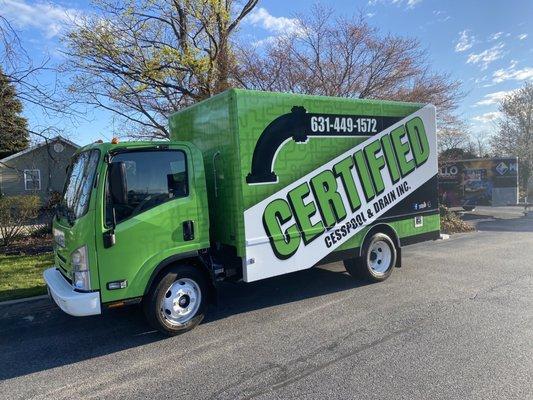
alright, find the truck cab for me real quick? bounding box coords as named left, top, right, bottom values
left=45, top=140, right=213, bottom=334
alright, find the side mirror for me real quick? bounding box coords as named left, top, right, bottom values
left=108, top=161, right=128, bottom=206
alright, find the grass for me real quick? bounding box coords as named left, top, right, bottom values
left=0, top=252, right=53, bottom=302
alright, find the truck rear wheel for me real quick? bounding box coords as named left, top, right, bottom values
left=143, top=265, right=208, bottom=336
left=344, top=233, right=397, bottom=282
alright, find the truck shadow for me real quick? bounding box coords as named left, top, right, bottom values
left=0, top=264, right=365, bottom=380
left=207, top=264, right=367, bottom=322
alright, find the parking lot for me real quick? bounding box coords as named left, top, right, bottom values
left=1, top=208, right=532, bottom=400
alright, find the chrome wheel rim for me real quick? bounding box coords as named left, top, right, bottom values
left=160, top=278, right=201, bottom=326
left=367, top=240, right=392, bottom=275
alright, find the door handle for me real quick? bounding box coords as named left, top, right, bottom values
left=213, top=151, right=221, bottom=197
left=183, top=220, right=194, bottom=241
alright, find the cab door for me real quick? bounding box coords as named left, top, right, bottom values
left=96, top=147, right=205, bottom=303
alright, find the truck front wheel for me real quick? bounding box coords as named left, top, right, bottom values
left=344, top=233, right=397, bottom=282
left=143, top=265, right=208, bottom=336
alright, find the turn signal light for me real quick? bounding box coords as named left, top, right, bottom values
left=111, top=137, right=120, bottom=144
left=107, top=280, right=128, bottom=290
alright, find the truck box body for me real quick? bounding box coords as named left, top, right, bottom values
left=170, top=89, right=439, bottom=282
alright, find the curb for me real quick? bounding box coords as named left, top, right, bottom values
left=0, top=294, right=48, bottom=307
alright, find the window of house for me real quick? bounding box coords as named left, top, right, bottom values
left=24, top=169, right=41, bottom=190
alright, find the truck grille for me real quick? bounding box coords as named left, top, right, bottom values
left=55, top=251, right=70, bottom=280
left=57, top=252, right=66, bottom=263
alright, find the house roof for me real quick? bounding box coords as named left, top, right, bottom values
left=0, top=136, right=79, bottom=163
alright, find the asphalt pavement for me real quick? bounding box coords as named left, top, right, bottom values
left=0, top=208, right=532, bottom=400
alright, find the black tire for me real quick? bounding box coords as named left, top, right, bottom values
left=344, top=233, right=397, bottom=282
left=143, top=264, right=209, bottom=336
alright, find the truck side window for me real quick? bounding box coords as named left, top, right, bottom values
left=106, top=150, right=188, bottom=225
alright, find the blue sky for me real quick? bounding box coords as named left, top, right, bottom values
left=2, top=0, right=532, bottom=145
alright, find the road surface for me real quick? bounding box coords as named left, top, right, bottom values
left=1, top=208, right=532, bottom=399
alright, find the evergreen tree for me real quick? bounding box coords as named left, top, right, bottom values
left=0, top=67, right=29, bottom=159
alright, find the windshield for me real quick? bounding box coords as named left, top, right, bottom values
left=59, top=150, right=100, bottom=223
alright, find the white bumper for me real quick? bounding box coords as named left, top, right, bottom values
left=43, top=267, right=101, bottom=316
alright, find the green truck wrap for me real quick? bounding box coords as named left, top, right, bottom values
left=170, top=89, right=439, bottom=282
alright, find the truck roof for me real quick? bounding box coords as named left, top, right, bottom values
left=169, top=88, right=427, bottom=120
left=76, top=140, right=190, bottom=154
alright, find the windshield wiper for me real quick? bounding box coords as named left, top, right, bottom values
left=67, top=209, right=76, bottom=225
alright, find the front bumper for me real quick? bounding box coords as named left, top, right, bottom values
left=43, top=267, right=101, bottom=316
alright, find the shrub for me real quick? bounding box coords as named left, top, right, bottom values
left=440, top=205, right=474, bottom=234
left=0, top=195, right=41, bottom=246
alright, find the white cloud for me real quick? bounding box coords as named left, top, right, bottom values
left=246, top=7, right=305, bottom=47
left=0, top=0, right=81, bottom=38
left=455, top=30, right=474, bottom=52
left=474, top=90, right=515, bottom=106
left=366, top=12, right=376, bottom=18
left=251, top=36, right=279, bottom=47
left=247, top=7, right=300, bottom=35
left=517, top=33, right=528, bottom=40
left=474, top=75, right=487, bottom=84
left=489, top=32, right=504, bottom=41
left=472, top=112, right=502, bottom=123
left=492, top=61, right=533, bottom=83
left=432, top=10, right=450, bottom=22
left=406, top=0, right=423, bottom=7
left=467, top=43, right=505, bottom=70
left=368, top=0, right=422, bottom=8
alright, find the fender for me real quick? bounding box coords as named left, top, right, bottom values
left=143, top=251, right=209, bottom=295
left=143, top=251, right=219, bottom=304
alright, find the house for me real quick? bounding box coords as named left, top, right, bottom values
left=0, top=136, right=79, bottom=204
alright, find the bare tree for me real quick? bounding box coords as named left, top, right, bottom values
left=437, top=124, right=471, bottom=155
left=63, top=0, right=258, bottom=139
left=469, top=131, right=490, bottom=158
left=0, top=13, right=79, bottom=164
left=235, top=6, right=463, bottom=127
left=490, top=82, right=533, bottom=192
left=0, top=16, right=71, bottom=118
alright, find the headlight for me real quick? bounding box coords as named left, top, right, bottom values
left=71, top=245, right=90, bottom=291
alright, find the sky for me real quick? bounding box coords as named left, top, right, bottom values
left=1, top=0, right=532, bottom=146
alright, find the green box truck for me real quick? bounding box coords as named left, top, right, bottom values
left=44, top=89, right=440, bottom=335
